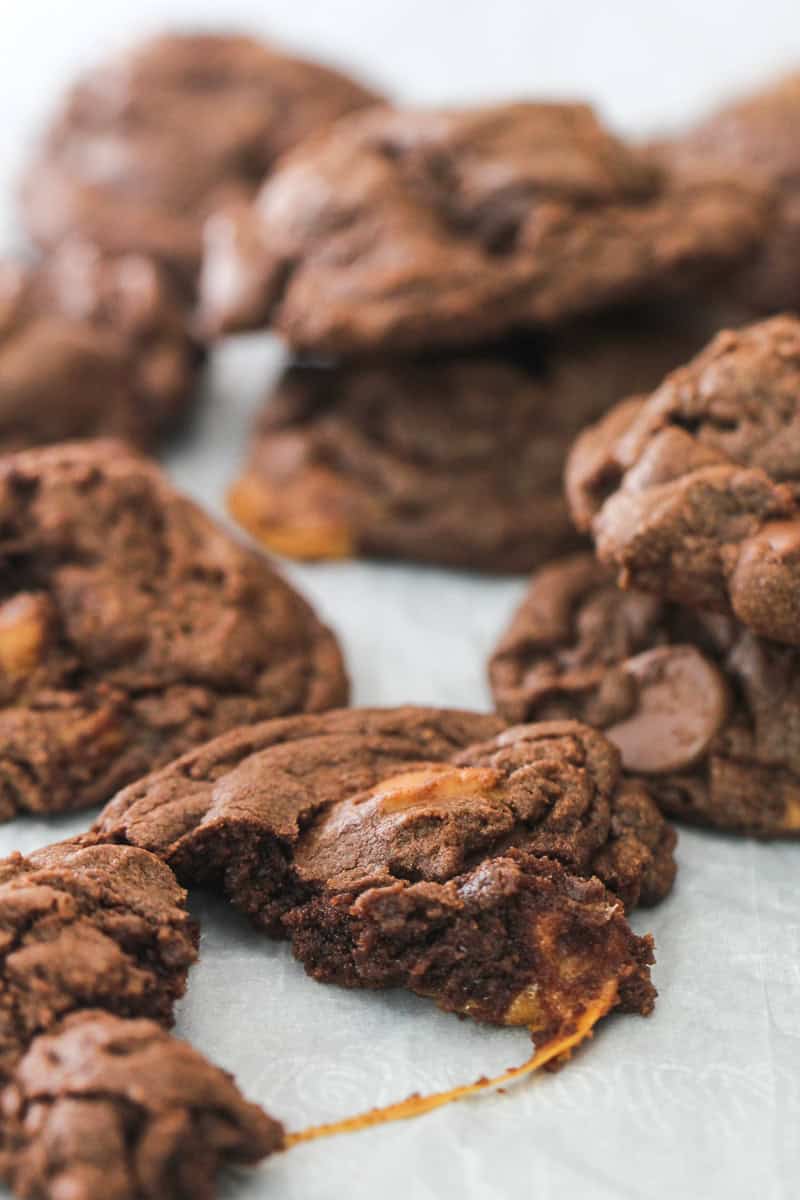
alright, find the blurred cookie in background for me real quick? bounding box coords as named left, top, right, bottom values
left=0, top=241, right=200, bottom=451
left=21, top=31, right=383, bottom=294
left=657, top=71, right=800, bottom=312
left=228, top=305, right=730, bottom=573
left=199, top=100, right=766, bottom=354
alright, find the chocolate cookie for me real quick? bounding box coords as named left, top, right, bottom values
left=489, top=552, right=800, bottom=835
left=0, top=842, right=197, bottom=1081
left=0, top=440, right=347, bottom=818
left=93, top=706, right=676, bottom=912
left=22, top=32, right=381, bottom=291
left=198, top=100, right=765, bottom=354
left=662, top=72, right=800, bottom=312
left=567, top=316, right=800, bottom=647
left=93, top=708, right=670, bottom=1037
left=0, top=1012, right=283, bottom=1200
left=0, top=244, right=198, bottom=452
left=228, top=308, right=715, bottom=572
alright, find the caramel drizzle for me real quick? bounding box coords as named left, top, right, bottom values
left=285, top=981, right=618, bottom=1148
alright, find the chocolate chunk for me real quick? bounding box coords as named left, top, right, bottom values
left=0, top=245, right=199, bottom=452
left=0, top=440, right=347, bottom=818
left=228, top=307, right=716, bottom=572
left=22, top=32, right=382, bottom=291
left=0, top=842, right=197, bottom=1081
left=91, top=708, right=668, bottom=1036
left=0, top=1012, right=283, bottom=1200
left=199, top=100, right=765, bottom=354
left=566, top=316, right=800, bottom=646
left=605, top=646, right=729, bottom=774
left=489, top=552, right=800, bottom=834
left=660, top=71, right=800, bottom=312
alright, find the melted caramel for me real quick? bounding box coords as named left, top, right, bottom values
left=504, top=983, right=546, bottom=1028
left=0, top=594, right=49, bottom=678
left=782, top=793, right=800, bottom=831
left=285, top=980, right=618, bottom=1147
left=228, top=475, right=355, bottom=560
left=371, top=765, right=502, bottom=813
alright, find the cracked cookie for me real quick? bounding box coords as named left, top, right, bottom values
left=0, top=242, right=199, bottom=451
left=199, top=100, right=765, bottom=354
left=567, top=315, right=800, bottom=646
left=228, top=307, right=714, bottom=571
left=0, top=440, right=347, bottom=818
left=0, top=1011, right=283, bottom=1200
left=92, top=708, right=671, bottom=1037
left=21, top=32, right=381, bottom=292
left=0, top=842, right=197, bottom=1081
left=490, top=552, right=800, bottom=834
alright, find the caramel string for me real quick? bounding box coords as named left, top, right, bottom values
left=285, top=980, right=618, bottom=1148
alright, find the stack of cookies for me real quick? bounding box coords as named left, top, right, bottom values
left=487, top=66, right=800, bottom=841
left=491, top=314, right=800, bottom=836
left=1, top=25, right=800, bottom=1200
left=200, top=99, right=766, bottom=572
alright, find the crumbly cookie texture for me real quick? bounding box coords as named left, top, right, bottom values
left=0, top=440, right=347, bottom=818
left=660, top=71, right=800, bottom=311
left=567, top=315, right=800, bottom=647
left=228, top=307, right=716, bottom=572
left=0, top=1012, right=283, bottom=1200
left=199, top=100, right=765, bottom=354
left=0, top=842, right=197, bottom=1081
left=22, top=32, right=381, bottom=290
left=490, top=552, right=800, bottom=835
left=92, top=707, right=669, bottom=1035
left=0, top=243, right=198, bottom=452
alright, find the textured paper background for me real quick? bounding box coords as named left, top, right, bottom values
left=1, top=5, right=800, bottom=1197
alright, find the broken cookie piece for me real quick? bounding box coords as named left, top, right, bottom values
left=0, top=842, right=197, bottom=1081
left=198, top=100, right=764, bottom=354
left=489, top=552, right=800, bottom=834
left=0, top=439, right=347, bottom=819
left=92, top=708, right=669, bottom=1037
left=0, top=1011, right=283, bottom=1200
left=566, top=315, right=800, bottom=647
left=288, top=851, right=655, bottom=1039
